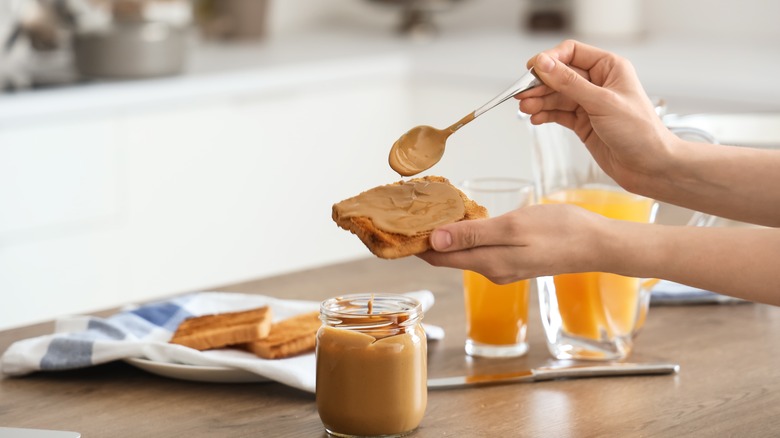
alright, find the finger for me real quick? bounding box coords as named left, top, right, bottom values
left=529, top=110, right=579, bottom=131
left=418, top=246, right=523, bottom=283
left=417, top=247, right=488, bottom=272
left=519, top=94, right=579, bottom=115
left=527, top=39, right=613, bottom=73
left=515, top=84, right=554, bottom=99
left=516, top=64, right=590, bottom=101
left=429, top=216, right=518, bottom=253
left=532, top=52, right=607, bottom=111
left=518, top=64, right=588, bottom=115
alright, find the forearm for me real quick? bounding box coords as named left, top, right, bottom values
left=600, top=220, right=780, bottom=305
left=643, top=139, right=780, bottom=228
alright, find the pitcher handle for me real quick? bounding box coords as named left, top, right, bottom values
left=668, top=125, right=718, bottom=145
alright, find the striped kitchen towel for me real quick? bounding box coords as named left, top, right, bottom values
left=0, top=290, right=439, bottom=393
left=650, top=280, right=745, bottom=305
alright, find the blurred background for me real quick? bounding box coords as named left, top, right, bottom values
left=2, top=0, right=780, bottom=330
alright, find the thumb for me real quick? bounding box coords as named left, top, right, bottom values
left=533, top=52, right=604, bottom=110
left=429, top=218, right=504, bottom=252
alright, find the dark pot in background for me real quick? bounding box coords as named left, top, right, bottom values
left=197, top=0, right=269, bottom=40
left=73, top=21, right=189, bottom=79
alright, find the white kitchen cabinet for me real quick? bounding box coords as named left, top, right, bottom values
left=114, top=73, right=410, bottom=301
left=0, top=116, right=124, bottom=326
left=0, top=116, right=121, bottom=238
left=0, top=60, right=411, bottom=330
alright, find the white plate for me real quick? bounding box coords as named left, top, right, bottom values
left=124, top=357, right=270, bottom=383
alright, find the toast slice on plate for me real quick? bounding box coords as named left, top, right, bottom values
left=169, top=306, right=272, bottom=351
left=241, top=311, right=321, bottom=359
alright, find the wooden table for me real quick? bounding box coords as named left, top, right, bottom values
left=2, top=257, right=779, bottom=437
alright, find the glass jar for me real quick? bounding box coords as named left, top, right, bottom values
left=316, top=293, right=427, bottom=438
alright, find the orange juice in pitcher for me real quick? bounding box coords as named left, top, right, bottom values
left=530, top=102, right=716, bottom=360
left=541, top=188, right=655, bottom=355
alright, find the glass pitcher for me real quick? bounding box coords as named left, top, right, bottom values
left=528, top=102, right=716, bottom=361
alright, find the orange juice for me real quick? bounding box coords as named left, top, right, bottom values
left=463, top=270, right=530, bottom=345
left=541, top=188, right=655, bottom=340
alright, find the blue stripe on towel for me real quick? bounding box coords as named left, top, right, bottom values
left=129, top=302, right=180, bottom=325
left=125, top=295, right=197, bottom=332
left=108, top=313, right=158, bottom=339
left=87, top=319, right=127, bottom=340
left=40, top=337, right=93, bottom=370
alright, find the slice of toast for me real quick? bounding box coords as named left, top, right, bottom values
left=332, top=175, right=488, bottom=259
left=169, top=306, right=272, bottom=351
left=242, top=311, right=321, bottom=360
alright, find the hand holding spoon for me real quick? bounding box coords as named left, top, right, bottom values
left=389, top=69, right=542, bottom=177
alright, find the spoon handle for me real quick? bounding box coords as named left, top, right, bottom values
left=473, top=68, right=542, bottom=118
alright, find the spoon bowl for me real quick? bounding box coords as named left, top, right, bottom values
left=388, top=68, right=541, bottom=176
left=389, top=125, right=451, bottom=177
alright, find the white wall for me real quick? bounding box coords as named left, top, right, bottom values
left=267, top=0, right=780, bottom=39
left=643, top=0, right=780, bottom=39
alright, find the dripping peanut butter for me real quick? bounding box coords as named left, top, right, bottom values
left=316, top=294, right=427, bottom=437
left=333, top=180, right=466, bottom=236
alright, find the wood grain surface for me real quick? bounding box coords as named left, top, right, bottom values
left=1, top=257, right=779, bottom=437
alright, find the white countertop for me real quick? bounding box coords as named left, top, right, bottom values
left=2, top=27, right=779, bottom=125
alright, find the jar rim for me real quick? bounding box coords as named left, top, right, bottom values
left=320, top=293, right=422, bottom=328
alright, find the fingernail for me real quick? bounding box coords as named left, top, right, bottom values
left=536, top=53, right=555, bottom=73
left=431, top=230, right=452, bottom=250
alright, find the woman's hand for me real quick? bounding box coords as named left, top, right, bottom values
left=518, top=39, right=780, bottom=227
left=517, top=39, right=677, bottom=195
left=418, top=203, right=780, bottom=306
left=417, top=204, right=608, bottom=284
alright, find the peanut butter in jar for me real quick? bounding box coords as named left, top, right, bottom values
left=316, top=294, right=427, bottom=437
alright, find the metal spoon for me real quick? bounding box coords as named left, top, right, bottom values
left=388, top=68, right=542, bottom=177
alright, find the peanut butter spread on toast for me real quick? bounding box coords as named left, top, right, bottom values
left=333, top=180, right=465, bottom=236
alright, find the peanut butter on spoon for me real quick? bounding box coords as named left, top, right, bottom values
left=388, top=113, right=475, bottom=177
left=388, top=68, right=542, bottom=177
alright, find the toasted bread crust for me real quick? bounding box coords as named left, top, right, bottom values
left=169, top=307, right=272, bottom=351
left=332, top=176, right=488, bottom=259
left=242, top=311, right=321, bottom=359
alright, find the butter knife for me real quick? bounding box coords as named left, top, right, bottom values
left=428, top=362, right=680, bottom=390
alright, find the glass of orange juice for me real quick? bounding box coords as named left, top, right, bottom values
left=529, top=114, right=716, bottom=360
left=460, top=178, right=535, bottom=358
